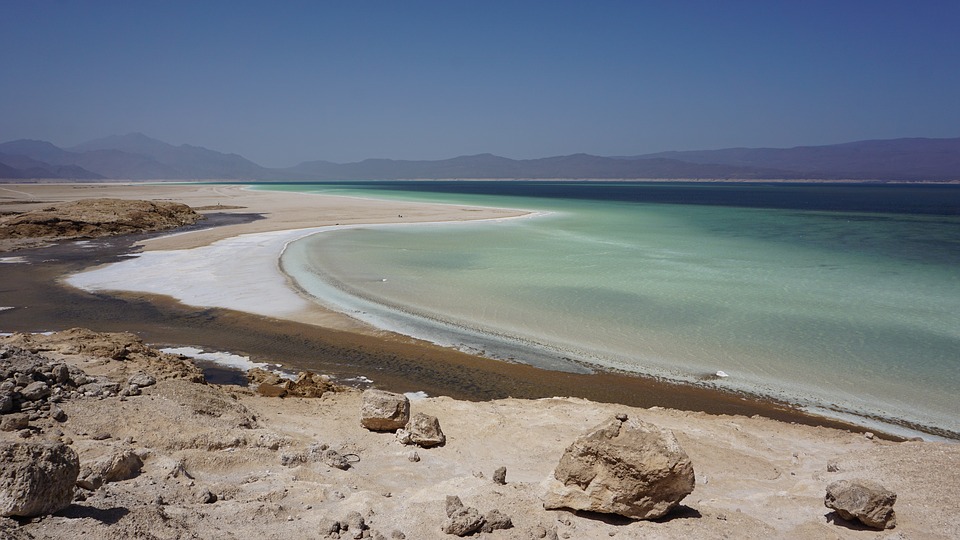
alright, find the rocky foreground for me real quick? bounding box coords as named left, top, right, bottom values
left=0, top=329, right=958, bottom=539
left=0, top=198, right=202, bottom=252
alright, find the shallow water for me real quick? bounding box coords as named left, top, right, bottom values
left=264, top=182, right=960, bottom=438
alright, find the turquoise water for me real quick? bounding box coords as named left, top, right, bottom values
left=263, top=183, right=960, bottom=439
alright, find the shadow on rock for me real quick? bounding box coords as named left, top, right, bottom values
left=570, top=504, right=702, bottom=526
left=57, top=504, right=130, bottom=524
left=825, top=511, right=878, bottom=531
left=654, top=505, right=702, bottom=522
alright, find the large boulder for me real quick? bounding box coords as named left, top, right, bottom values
left=359, top=389, right=410, bottom=431
left=825, top=479, right=897, bottom=530
left=541, top=416, right=695, bottom=520
left=397, top=412, right=446, bottom=448
left=0, top=441, right=80, bottom=517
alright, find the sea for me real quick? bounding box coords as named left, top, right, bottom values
left=259, top=181, right=960, bottom=440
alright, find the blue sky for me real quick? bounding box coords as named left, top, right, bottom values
left=2, top=1, right=958, bottom=166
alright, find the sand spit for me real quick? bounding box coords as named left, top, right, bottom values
left=1, top=329, right=958, bottom=539
left=2, top=182, right=530, bottom=332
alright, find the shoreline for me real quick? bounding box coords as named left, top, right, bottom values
left=4, top=328, right=958, bottom=539
left=0, top=182, right=949, bottom=440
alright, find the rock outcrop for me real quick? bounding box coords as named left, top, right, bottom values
left=1, top=328, right=205, bottom=383
left=247, top=368, right=337, bottom=399
left=0, top=441, right=80, bottom=517
left=0, top=198, right=202, bottom=243
left=360, top=389, right=410, bottom=431
left=397, top=412, right=445, bottom=448
left=825, top=479, right=897, bottom=530
left=541, top=415, right=695, bottom=520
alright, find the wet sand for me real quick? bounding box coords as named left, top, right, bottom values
left=0, top=183, right=891, bottom=437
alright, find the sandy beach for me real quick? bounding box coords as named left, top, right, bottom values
left=2, top=182, right=959, bottom=538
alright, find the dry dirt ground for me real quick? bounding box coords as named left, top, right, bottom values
left=1, top=331, right=957, bottom=540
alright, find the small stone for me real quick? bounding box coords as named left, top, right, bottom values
left=0, top=393, right=12, bottom=414
left=0, top=414, right=29, bottom=432
left=195, top=488, right=217, bottom=504
left=493, top=466, right=506, bottom=485
left=442, top=506, right=484, bottom=536
left=827, top=460, right=840, bottom=473
left=615, top=413, right=628, bottom=422
left=343, top=511, right=366, bottom=532
left=864, top=432, right=875, bottom=440
left=76, top=472, right=104, bottom=491
left=320, top=448, right=350, bottom=470
left=51, top=364, right=70, bottom=384
left=50, top=406, right=67, bottom=422
left=479, top=509, right=512, bottom=533
left=407, top=451, right=420, bottom=463
left=20, top=381, right=51, bottom=401
left=257, top=383, right=287, bottom=398
left=320, top=519, right=341, bottom=534
left=445, top=495, right=464, bottom=517
left=128, top=372, right=156, bottom=388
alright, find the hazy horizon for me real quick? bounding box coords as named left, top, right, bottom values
left=2, top=2, right=958, bottom=167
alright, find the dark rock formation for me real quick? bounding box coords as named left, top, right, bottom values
left=0, top=198, right=202, bottom=242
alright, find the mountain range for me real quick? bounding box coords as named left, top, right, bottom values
left=1, top=133, right=958, bottom=182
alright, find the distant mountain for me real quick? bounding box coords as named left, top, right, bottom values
left=0, top=161, right=24, bottom=179
left=284, top=152, right=802, bottom=180
left=631, top=137, right=960, bottom=181
left=1, top=135, right=958, bottom=181
left=0, top=149, right=103, bottom=180
left=0, top=133, right=267, bottom=180
left=69, top=133, right=268, bottom=179
left=0, top=139, right=77, bottom=166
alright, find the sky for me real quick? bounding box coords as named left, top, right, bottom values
left=1, top=1, right=959, bottom=167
